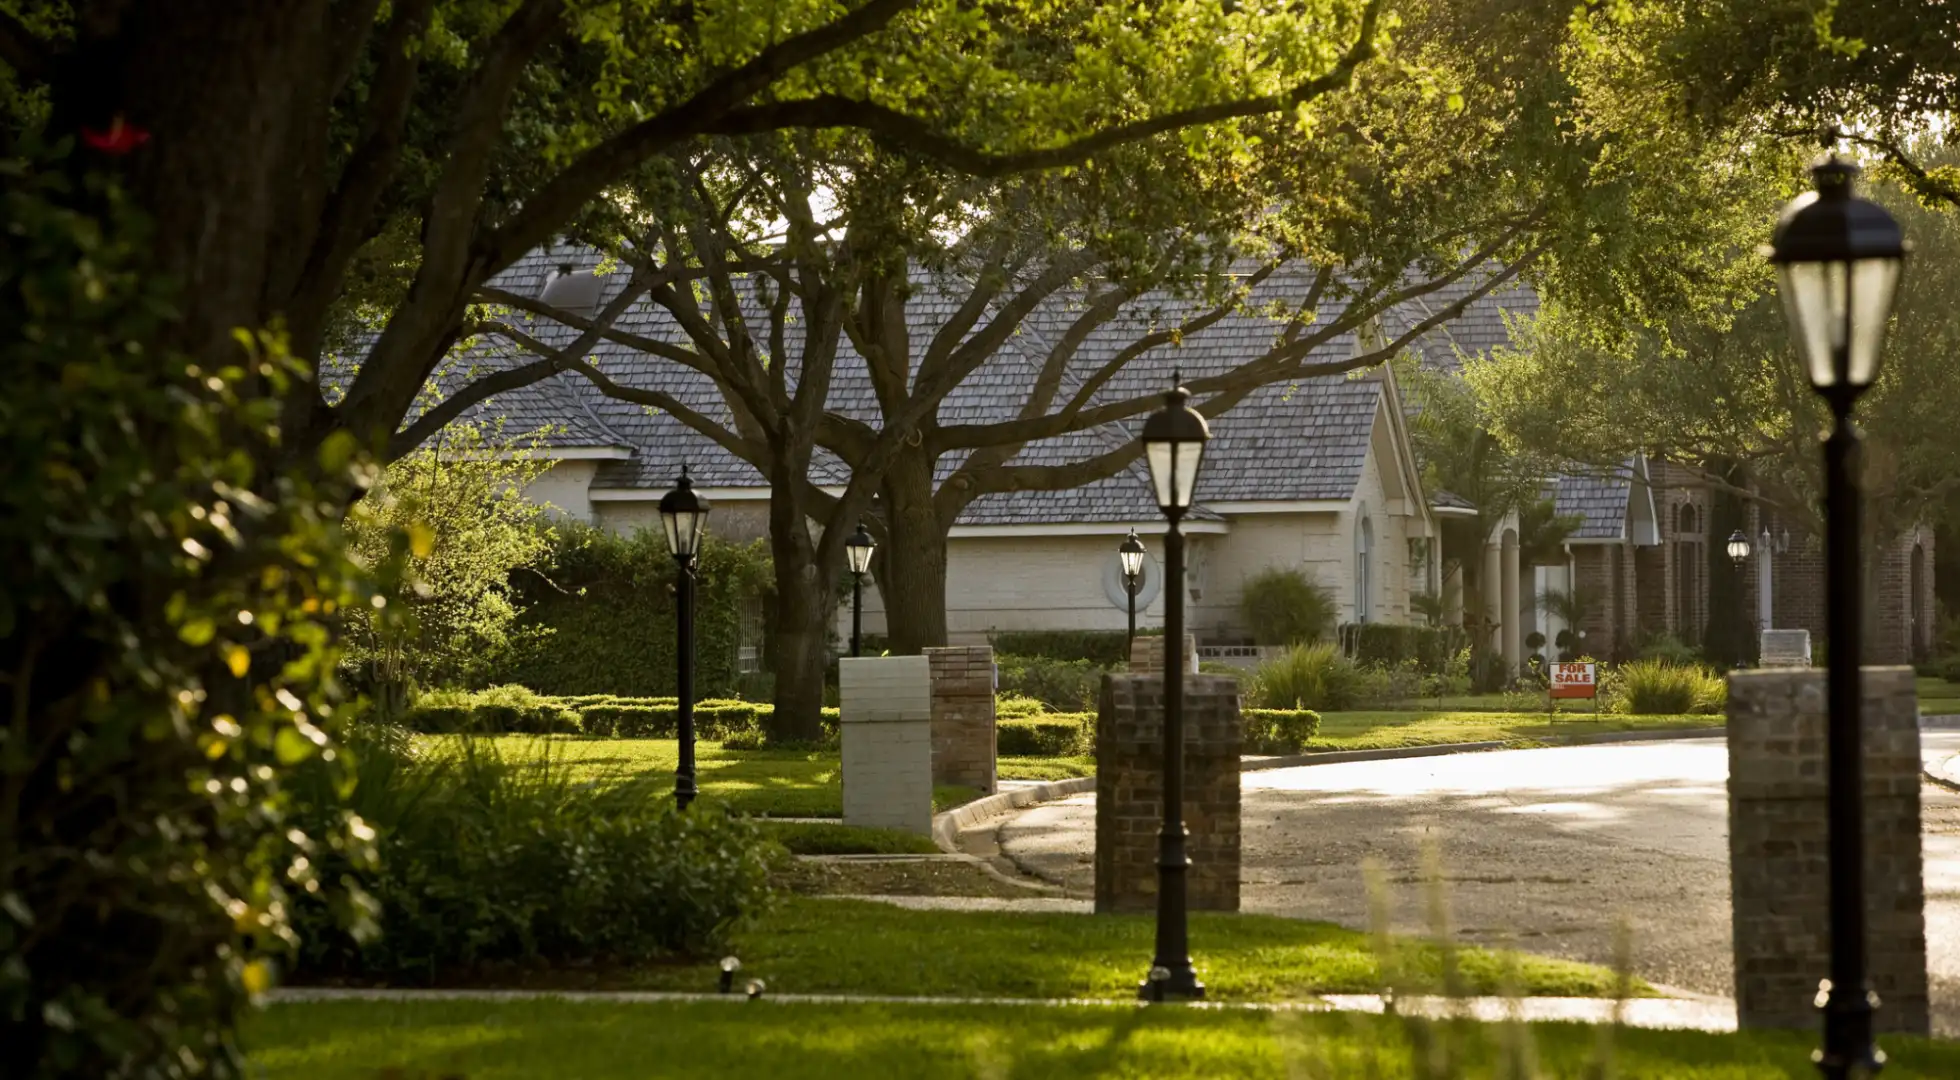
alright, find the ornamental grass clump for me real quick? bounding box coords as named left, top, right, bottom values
left=1612, top=659, right=1727, bottom=716
left=1251, top=643, right=1365, bottom=711
left=288, top=727, right=778, bottom=983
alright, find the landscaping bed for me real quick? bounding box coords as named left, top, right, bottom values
left=246, top=998, right=1960, bottom=1079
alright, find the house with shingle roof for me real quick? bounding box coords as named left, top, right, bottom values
left=414, top=245, right=1522, bottom=649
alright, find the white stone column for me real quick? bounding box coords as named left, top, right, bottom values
left=1501, top=530, right=1522, bottom=675
left=1482, top=538, right=1504, bottom=667
left=838, top=656, right=933, bottom=834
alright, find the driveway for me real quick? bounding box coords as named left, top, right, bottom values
left=999, top=733, right=1960, bottom=1033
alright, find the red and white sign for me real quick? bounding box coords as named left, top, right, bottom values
left=1550, top=662, right=1598, bottom=700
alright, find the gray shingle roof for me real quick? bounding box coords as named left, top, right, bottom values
left=408, top=247, right=1481, bottom=526
left=1430, top=489, right=1476, bottom=511
left=1385, top=276, right=1539, bottom=373
left=1552, top=462, right=1637, bottom=541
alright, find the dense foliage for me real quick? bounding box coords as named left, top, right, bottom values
left=997, top=708, right=1322, bottom=756
left=496, top=525, right=772, bottom=699
left=0, top=149, right=399, bottom=1077
left=1239, top=566, right=1340, bottom=646
left=288, top=733, right=778, bottom=982
left=1607, top=660, right=1728, bottom=717
left=1247, top=643, right=1367, bottom=711
left=396, top=686, right=838, bottom=743
left=340, top=423, right=555, bottom=696
left=995, top=654, right=1111, bottom=712
left=986, top=629, right=1157, bottom=668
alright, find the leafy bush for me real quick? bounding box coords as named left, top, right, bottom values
left=997, top=654, right=1109, bottom=712
left=1249, top=643, right=1366, bottom=711
left=1337, top=623, right=1471, bottom=674
left=1635, top=632, right=1702, bottom=668
left=998, top=715, right=1094, bottom=756
left=1241, top=709, right=1323, bottom=754
left=493, top=525, right=772, bottom=698
left=1924, top=654, right=1960, bottom=684
left=1609, top=660, right=1727, bottom=715
left=995, top=694, right=1050, bottom=719
left=289, top=733, right=778, bottom=981
left=400, top=688, right=835, bottom=743
left=1240, top=566, right=1338, bottom=646
left=987, top=630, right=1154, bottom=667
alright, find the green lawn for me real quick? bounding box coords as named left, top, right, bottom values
left=429, top=736, right=975, bottom=817
left=999, top=754, right=1096, bottom=781
left=1916, top=676, right=1960, bottom=715
left=246, top=998, right=1960, bottom=1079
left=755, top=820, right=942, bottom=855
left=1301, top=711, right=1719, bottom=753
left=459, top=896, right=1633, bottom=1000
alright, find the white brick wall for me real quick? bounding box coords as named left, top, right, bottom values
left=838, top=656, right=934, bottom=834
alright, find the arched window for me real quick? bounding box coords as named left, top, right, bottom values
left=1676, top=502, right=1699, bottom=536
left=1355, top=513, right=1374, bottom=623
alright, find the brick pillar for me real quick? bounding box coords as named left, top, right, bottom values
left=1725, top=667, right=1928, bottom=1034
left=925, top=645, right=996, bottom=794
left=838, top=656, right=934, bottom=835
left=1128, top=633, right=1197, bottom=674
left=1094, top=673, right=1241, bottom=914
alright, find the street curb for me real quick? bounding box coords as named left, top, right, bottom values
left=932, top=777, right=1097, bottom=855
left=1241, top=727, right=1728, bottom=772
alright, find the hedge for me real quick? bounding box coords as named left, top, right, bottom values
left=988, top=629, right=1162, bottom=667
left=1336, top=623, right=1468, bottom=674
left=995, top=708, right=1321, bottom=757
left=399, top=688, right=837, bottom=741
left=489, top=525, right=773, bottom=699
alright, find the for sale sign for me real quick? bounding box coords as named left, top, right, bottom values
left=1550, top=662, right=1598, bottom=700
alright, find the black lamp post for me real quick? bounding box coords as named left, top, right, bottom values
left=1728, top=530, right=1754, bottom=669
left=1119, top=529, right=1147, bottom=660
left=659, top=467, right=711, bottom=811
left=1766, top=154, right=1906, bottom=1080
left=1137, top=376, right=1210, bottom=1001
left=846, top=522, right=876, bottom=658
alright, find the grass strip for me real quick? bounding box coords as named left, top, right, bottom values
left=245, top=998, right=1960, bottom=1079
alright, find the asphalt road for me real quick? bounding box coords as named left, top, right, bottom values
left=999, top=733, right=1960, bottom=1034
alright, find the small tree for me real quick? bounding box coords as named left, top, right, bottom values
left=1240, top=567, right=1339, bottom=646
left=340, top=423, right=554, bottom=702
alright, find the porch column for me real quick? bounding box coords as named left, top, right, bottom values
left=1482, top=538, right=1503, bottom=664
left=1501, top=530, right=1521, bottom=674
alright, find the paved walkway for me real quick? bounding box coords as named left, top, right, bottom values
left=998, top=733, right=1960, bottom=1035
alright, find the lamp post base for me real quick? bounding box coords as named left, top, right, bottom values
left=1815, top=980, right=1884, bottom=1079
left=1137, top=969, right=1205, bottom=1002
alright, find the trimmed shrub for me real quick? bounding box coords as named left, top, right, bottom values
left=987, top=630, right=1154, bottom=667
left=401, top=685, right=577, bottom=734
left=997, top=654, right=1108, bottom=712
left=1249, top=643, right=1365, bottom=711
left=997, top=715, right=1093, bottom=756
left=1240, top=566, right=1338, bottom=646
left=995, top=694, right=1049, bottom=719
left=288, top=732, right=779, bottom=981
left=493, top=526, right=772, bottom=698
left=1241, top=709, right=1323, bottom=754
left=1337, top=623, right=1470, bottom=674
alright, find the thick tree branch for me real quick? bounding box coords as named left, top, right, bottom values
left=713, top=0, right=1383, bottom=178
left=563, top=357, right=767, bottom=468
left=289, top=0, right=436, bottom=348
left=484, top=0, right=920, bottom=270
left=389, top=270, right=654, bottom=458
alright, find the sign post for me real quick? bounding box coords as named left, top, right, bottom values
left=1550, top=662, right=1599, bottom=717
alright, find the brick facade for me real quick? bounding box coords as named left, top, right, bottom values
left=1725, top=667, right=1929, bottom=1034
left=1567, top=459, right=1931, bottom=664
left=837, top=656, right=934, bottom=835
left=924, top=645, right=997, bottom=794
left=1093, top=673, right=1242, bottom=914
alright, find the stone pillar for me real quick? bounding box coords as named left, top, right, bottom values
left=925, top=645, right=996, bottom=794
left=1128, top=633, right=1197, bottom=674
left=1726, top=667, right=1928, bottom=1034
left=1094, top=673, right=1241, bottom=914
left=838, top=656, right=934, bottom=835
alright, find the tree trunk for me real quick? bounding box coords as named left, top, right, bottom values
left=764, top=461, right=835, bottom=743
left=878, top=453, right=951, bottom=653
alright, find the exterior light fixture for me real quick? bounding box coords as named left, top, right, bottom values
left=658, top=467, right=711, bottom=810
